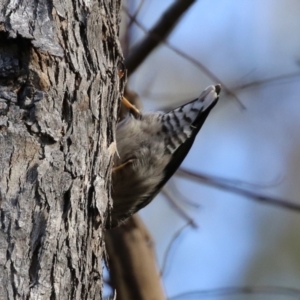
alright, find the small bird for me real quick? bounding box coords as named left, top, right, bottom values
left=108, top=84, right=221, bottom=228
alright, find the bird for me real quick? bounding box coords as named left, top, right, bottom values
left=107, top=84, right=221, bottom=228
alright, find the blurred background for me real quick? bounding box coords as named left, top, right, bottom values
left=108, top=0, right=300, bottom=299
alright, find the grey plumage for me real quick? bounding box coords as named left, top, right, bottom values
left=108, top=84, right=221, bottom=228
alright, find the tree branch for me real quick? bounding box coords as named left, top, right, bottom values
left=177, top=168, right=300, bottom=213
left=125, top=0, right=196, bottom=76
left=105, top=215, right=166, bottom=300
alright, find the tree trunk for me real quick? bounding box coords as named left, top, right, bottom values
left=0, top=0, right=123, bottom=299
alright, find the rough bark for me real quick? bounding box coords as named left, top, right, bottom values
left=0, top=1, right=124, bottom=299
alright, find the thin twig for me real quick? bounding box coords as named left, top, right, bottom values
left=167, top=178, right=200, bottom=208
left=177, top=168, right=300, bottom=213
left=121, top=0, right=145, bottom=57
left=125, top=9, right=245, bottom=109
left=163, top=42, right=245, bottom=109
left=135, top=70, right=300, bottom=111
left=127, top=0, right=145, bottom=29
left=160, top=223, right=191, bottom=278
left=234, top=71, right=300, bottom=91
left=162, top=188, right=198, bottom=228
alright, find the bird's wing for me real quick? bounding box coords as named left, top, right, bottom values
left=135, top=85, right=220, bottom=211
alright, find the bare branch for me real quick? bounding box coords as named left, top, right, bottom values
left=121, top=0, right=145, bottom=57
left=160, top=223, right=191, bottom=278
left=234, top=71, right=300, bottom=91
left=167, top=179, right=200, bottom=208
left=105, top=215, right=166, bottom=300
left=125, top=0, right=196, bottom=76
left=125, top=9, right=245, bottom=109
left=177, top=168, right=300, bottom=213
left=142, top=70, right=300, bottom=106
left=162, top=188, right=198, bottom=228
left=127, top=0, right=145, bottom=29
